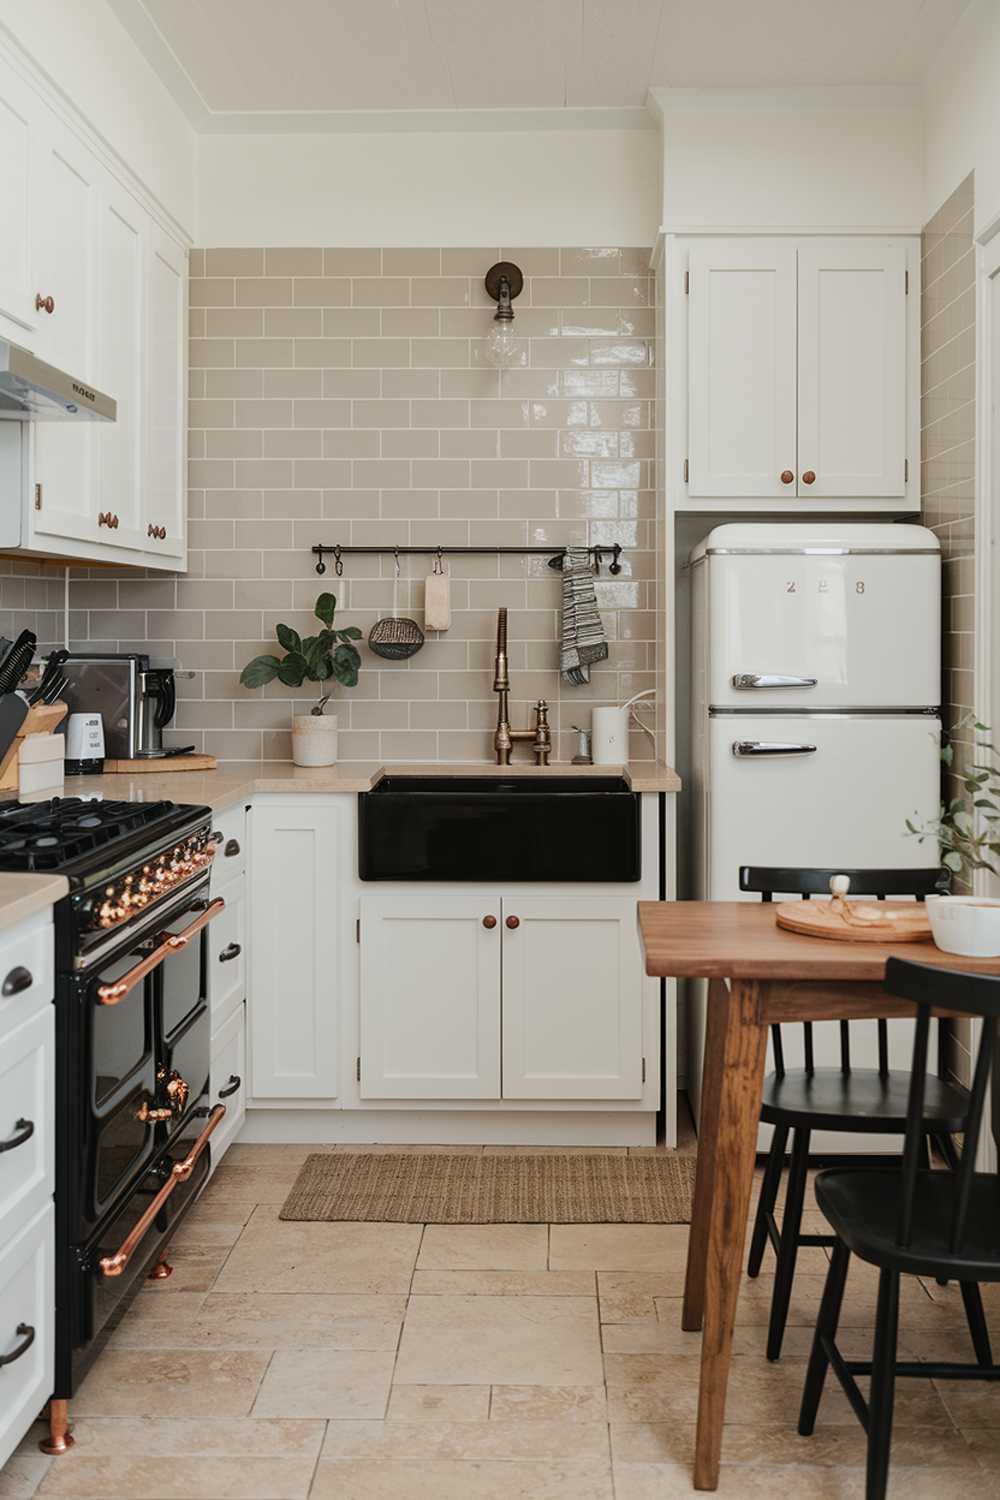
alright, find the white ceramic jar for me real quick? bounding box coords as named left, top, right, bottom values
left=926, top=895, right=1000, bottom=958
left=292, top=713, right=338, bottom=767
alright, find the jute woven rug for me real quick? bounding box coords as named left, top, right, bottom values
left=279, top=1152, right=697, bottom=1224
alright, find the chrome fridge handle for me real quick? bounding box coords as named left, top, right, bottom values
left=732, top=741, right=817, bottom=758
left=731, top=674, right=819, bottom=690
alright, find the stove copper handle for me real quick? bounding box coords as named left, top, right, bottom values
left=98, top=1104, right=226, bottom=1278
left=97, top=898, right=226, bottom=1006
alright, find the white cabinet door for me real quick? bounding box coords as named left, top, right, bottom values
left=94, top=182, right=145, bottom=551
left=146, top=226, right=186, bottom=560
left=29, top=120, right=99, bottom=548
left=249, top=802, right=341, bottom=1099
left=797, top=244, right=907, bottom=499
left=0, top=1203, right=53, bottom=1473
left=687, top=240, right=797, bottom=498
left=0, top=58, right=39, bottom=335
left=501, top=897, right=644, bottom=1100
left=359, top=894, right=501, bottom=1099
left=209, top=1002, right=246, bottom=1172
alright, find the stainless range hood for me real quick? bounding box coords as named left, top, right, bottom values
left=0, top=340, right=116, bottom=421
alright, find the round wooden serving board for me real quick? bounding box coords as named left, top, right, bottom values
left=775, top=900, right=933, bottom=944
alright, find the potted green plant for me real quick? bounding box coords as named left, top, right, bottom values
left=907, top=716, right=1000, bottom=956
left=240, top=592, right=362, bottom=766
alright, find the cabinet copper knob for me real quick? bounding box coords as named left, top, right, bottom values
left=147, top=523, right=156, bottom=538
left=780, top=469, right=794, bottom=485
left=482, top=915, right=497, bottom=929
left=505, top=915, right=520, bottom=930
left=802, top=470, right=816, bottom=485
left=35, top=294, right=54, bottom=314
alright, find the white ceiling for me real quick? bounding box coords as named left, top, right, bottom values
left=109, top=0, right=973, bottom=131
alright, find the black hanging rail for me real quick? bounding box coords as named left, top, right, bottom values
left=312, top=542, right=623, bottom=577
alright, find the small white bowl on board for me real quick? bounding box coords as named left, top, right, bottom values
left=926, top=896, right=1000, bottom=958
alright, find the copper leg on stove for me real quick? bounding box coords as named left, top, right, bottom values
left=39, top=1398, right=74, bottom=1455
left=148, top=1253, right=172, bottom=1280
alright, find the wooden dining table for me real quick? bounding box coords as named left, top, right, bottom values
left=637, top=899, right=1000, bottom=1492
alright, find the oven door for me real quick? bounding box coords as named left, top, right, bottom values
left=155, top=883, right=221, bottom=1142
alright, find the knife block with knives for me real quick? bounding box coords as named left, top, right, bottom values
left=0, top=702, right=68, bottom=791
left=0, top=635, right=70, bottom=793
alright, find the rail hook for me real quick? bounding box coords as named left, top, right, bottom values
left=334, top=544, right=344, bottom=578
left=609, top=544, right=623, bottom=575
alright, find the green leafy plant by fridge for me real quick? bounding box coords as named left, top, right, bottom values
left=239, top=592, right=362, bottom=716
left=907, top=714, right=1000, bottom=884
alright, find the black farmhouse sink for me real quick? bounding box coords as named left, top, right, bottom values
left=358, top=775, right=641, bottom=882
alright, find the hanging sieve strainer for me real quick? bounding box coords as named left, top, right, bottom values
left=368, top=548, right=425, bottom=660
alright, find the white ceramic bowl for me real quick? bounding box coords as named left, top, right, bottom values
left=926, top=895, right=1000, bottom=958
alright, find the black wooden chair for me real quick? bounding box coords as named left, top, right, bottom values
left=799, top=956, right=1000, bottom=1500
left=741, top=866, right=968, bottom=1361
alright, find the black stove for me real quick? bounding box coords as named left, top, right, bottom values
left=2, top=795, right=229, bottom=1456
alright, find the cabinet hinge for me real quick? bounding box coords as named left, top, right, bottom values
left=684, top=270, right=689, bottom=294
left=642, top=1057, right=646, bottom=1084
left=356, top=918, right=360, bottom=944
left=683, top=459, right=689, bottom=482
left=905, top=269, right=909, bottom=294
left=356, top=1056, right=361, bottom=1082
left=33, top=484, right=42, bottom=512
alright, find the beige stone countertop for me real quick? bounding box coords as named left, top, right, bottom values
left=56, top=759, right=681, bottom=813
left=0, top=871, right=68, bottom=933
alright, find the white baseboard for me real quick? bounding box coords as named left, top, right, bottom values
left=237, top=1109, right=657, bottom=1147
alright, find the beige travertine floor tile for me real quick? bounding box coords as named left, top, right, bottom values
left=550, top=1225, right=690, bottom=1272
left=610, top=1419, right=979, bottom=1469
left=198, top=1164, right=305, bottom=1205
left=0, top=1455, right=49, bottom=1499
left=223, top=1143, right=335, bottom=1167
left=27, top=1416, right=324, bottom=1458
left=395, top=1295, right=603, bottom=1386
left=311, top=1457, right=614, bottom=1499
left=598, top=1272, right=675, bottom=1322
left=138, top=1245, right=231, bottom=1294
left=253, top=1346, right=396, bottom=1419
left=72, top=1349, right=270, bottom=1418
left=319, top=1417, right=610, bottom=1459
left=174, top=1291, right=406, bottom=1349
left=212, top=1206, right=421, bottom=1293
left=662, top=1274, right=956, bottom=1330
left=612, top=1460, right=860, bottom=1498
left=412, top=1269, right=594, bottom=1296
left=417, top=1224, right=548, bottom=1270
left=604, top=1317, right=920, bottom=1361
left=489, top=1385, right=607, bottom=1423
left=168, top=1201, right=254, bottom=1247
left=35, top=1455, right=316, bottom=1498
left=386, top=1385, right=490, bottom=1422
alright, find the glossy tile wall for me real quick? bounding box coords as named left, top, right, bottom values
left=0, top=562, right=64, bottom=652
left=70, top=247, right=656, bottom=763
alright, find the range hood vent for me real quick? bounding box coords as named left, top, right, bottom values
left=0, top=340, right=116, bottom=422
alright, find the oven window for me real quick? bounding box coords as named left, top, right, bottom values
left=88, top=951, right=153, bottom=1110
left=159, top=894, right=209, bottom=1040
left=94, top=1083, right=154, bottom=1213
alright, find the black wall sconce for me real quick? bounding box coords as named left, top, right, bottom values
left=483, top=260, right=524, bottom=367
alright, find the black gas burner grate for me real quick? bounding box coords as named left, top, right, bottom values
left=0, top=798, right=181, bottom=871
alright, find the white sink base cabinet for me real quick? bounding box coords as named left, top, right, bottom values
left=244, top=792, right=675, bottom=1148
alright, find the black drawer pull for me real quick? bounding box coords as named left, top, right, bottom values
left=224, top=838, right=241, bottom=857
left=210, top=830, right=223, bottom=844
left=0, top=1323, right=35, bottom=1367
left=218, top=1073, right=241, bottom=1099
left=0, top=1118, right=33, bottom=1154
left=219, top=942, right=242, bottom=964
left=2, top=966, right=32, bottom=998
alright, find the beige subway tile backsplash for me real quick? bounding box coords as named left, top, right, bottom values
left=70, top=246, right=656, bottom=763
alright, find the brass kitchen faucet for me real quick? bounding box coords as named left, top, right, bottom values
left=492, top=607, right=551, bottom=766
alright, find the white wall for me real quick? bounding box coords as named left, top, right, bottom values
left=196, top=128, right=659, bottom=247
left=923, top=0, right=1000, bottom=231
left=653, top=85, right=924, bottom=231
left=0, top=0, right=196, bottom=237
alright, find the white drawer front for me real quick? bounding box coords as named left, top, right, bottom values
left=209, top=880, right=245, bottom=1034
left=0, top=1007, right=53, bottom=1242
left=0, top=1203, right=54, bottom=1471
left=209, top=1004, right=245, bottom=1171
left=0, top=915, right=53, bottom=1046
left=209, top=804, right=246, bottom=890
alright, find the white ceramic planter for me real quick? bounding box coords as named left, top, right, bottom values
left=926, top=895, right=1000, bottom=958
left=292, top=713, right=338, bottom=767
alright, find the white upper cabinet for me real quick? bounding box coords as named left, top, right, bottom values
left=687, top=241, right=797, bottom=499
left=0, top=44, right=187, bottom=571
left=681, top=235, right=917, bottom=511
left=797, top=244, right=907, bottom=499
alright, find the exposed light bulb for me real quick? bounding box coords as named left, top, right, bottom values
left=484, top=318, right=522, bottom=368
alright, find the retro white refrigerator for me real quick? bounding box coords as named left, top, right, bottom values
left=688, top=522, right=942, bottom=1152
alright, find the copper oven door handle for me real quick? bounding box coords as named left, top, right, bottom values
left=97, top=898, right=226, bottom=1006
left=99, top=1104, right=226, bottom=1278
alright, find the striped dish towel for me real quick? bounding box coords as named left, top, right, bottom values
left=560, top=546, right=609, bottom=685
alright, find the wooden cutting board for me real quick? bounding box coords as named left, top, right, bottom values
left=103, top=754, right=217, bottom=774
left=775, top=899, right=933, bottom=944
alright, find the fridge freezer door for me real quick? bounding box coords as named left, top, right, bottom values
left=707, top=713, right=941, bottom=898
left=706, top=550, right=940, bottom=709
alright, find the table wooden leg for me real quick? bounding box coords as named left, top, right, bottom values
left=693, top=978, right=768, bottom=1491
left=682, top=977, right=730, bottom=1332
